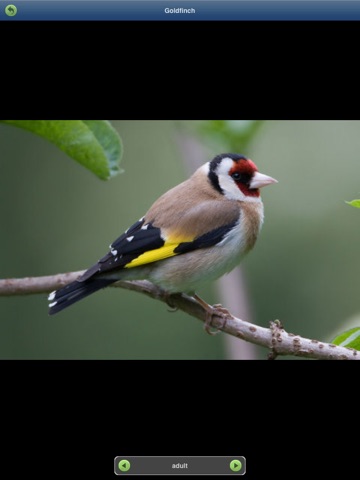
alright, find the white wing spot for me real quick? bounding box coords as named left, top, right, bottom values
left=48, top=291, right=56, bottom=301
left=49, top=301, right=57, bottom=308
left=111, top=248, right=118, bottom=256
left=127, top=236, right=134, bottom=242
left=141, top=224, right=149, bottom=230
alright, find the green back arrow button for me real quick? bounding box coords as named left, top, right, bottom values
left=5, top=5, right=18, bottom=16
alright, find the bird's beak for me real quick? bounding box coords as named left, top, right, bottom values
left=250, top=171, right=278, bottom=189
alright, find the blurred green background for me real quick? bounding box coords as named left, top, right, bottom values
left=1, top=120, right=360, bottom=358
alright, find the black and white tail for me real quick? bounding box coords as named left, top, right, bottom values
left=48, top=278, right=115, bottom=315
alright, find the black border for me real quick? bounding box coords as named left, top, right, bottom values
left=2, top=21, right=358, bottom=119
left=3, top=360, right=355, bottom=478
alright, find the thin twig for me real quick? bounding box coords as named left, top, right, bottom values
left=0, top=272, right=358, bottom=360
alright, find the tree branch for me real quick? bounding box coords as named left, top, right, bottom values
left=0, top=272, right=358, bottom=360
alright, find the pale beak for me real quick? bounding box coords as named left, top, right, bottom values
left=250, top=171, right=278, bottom=189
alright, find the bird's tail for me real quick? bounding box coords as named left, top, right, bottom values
left=48, top=278, right=115, bottom=315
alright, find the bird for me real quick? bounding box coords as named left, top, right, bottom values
left=48, top=153, right=277, bottom=332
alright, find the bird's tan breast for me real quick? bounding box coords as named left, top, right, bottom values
left=238, top=200, right=264, bottom=251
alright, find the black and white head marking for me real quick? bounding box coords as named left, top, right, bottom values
left=208, top=154, right=247, bottom=194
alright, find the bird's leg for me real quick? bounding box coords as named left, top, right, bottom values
left=193, top=293, right=232, bottom=335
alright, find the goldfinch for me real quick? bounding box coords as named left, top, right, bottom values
left=48, top=153, right=277, bottom=320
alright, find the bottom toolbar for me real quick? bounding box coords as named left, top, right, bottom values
left=114, top=456, right=246, bottom=476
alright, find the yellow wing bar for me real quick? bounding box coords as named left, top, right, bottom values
left=124, top=243, right=179, bottom=269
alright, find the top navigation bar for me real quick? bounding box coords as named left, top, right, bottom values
left=2, top=1, right=360, bottom=21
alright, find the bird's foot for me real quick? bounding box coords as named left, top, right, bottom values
left=193, top=294, right=232, bottom=335
left=164, top=292, right=180, bottom=312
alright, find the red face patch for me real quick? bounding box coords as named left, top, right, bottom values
left=229, top=159, right=260, bottom=197
left=247, top=159, right=258, bottom=172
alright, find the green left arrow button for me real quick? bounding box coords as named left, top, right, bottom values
left=118, top=459, right=131, bottom=472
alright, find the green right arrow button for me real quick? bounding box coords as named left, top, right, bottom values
left=230, top=459, right=242, bottom=472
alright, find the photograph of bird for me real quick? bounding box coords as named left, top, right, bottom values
left=48, top=153, right=277, bottom=331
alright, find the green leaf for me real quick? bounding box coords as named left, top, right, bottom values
left=346, top=199, right=360, bottom=208
left=194, top=120, right=265, bottom=152
left=1, top=120, right=123, bottom=180
left=332, top=327, right=360, bottom=350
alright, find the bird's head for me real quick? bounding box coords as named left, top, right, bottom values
left=207, top=153, right=278, bottom=201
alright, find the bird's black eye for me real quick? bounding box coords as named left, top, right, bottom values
left=231, top=172, right=251, bottom=184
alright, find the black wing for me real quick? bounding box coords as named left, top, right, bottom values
left=79, top=216, right=238, bottom=282
left=174, top=220, right=238, bottom=254
left=78, top=218, right=165, bottom=281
